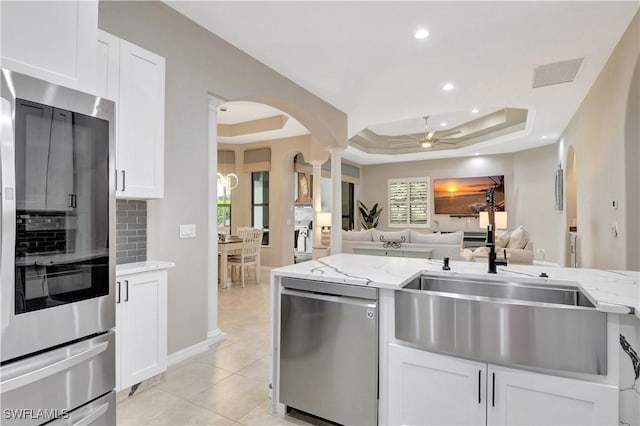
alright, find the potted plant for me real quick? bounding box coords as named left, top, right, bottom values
left=357, top=200, right=383, bottom=229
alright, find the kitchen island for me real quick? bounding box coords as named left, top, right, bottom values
left=270, top=254, right=639, bottom=425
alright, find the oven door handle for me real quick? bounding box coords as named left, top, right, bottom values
left=0, top=97, right=16, bottom=332
left=0, top=341, right=109, bottom=393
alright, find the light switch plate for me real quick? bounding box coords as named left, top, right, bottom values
left=180, top=224, right=196, bottom=239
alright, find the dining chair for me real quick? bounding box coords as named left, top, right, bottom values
left=228, top=228, right=263, bottom=287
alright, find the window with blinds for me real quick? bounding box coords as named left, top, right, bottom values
left=388, top=177, right=431, bottom=227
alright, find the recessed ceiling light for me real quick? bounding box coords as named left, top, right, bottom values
left=414, top=29, right=429, bottom=40
left=471, top=108, right=479, bottom=114
left=443, top=83, right=454, bottom=91
left=474, top=153, right=480, bottom=156
left=542, top=135, right=548, bottom=139
left=440, top=122, right=447, bottom=127
left=421, top=141, right=432, bottom=148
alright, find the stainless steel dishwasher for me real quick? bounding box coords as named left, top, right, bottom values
left=280, top=277, right=378, bottom=425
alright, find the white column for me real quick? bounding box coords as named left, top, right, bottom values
left=310, top=161, right=323, bottom=250
left=330, top=147, right=344, bottom=254
left=207, top=95, right=225, bottom=343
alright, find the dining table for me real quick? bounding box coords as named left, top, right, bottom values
left=218, top=236, right=261, bottom=288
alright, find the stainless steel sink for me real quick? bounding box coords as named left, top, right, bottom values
left=396, top=274, right=607, bottom=375
left=402, top=275, right=595, bottom=307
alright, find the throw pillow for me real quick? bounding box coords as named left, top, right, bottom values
left=507, top=226, right=530, bottom=249
left=495, top=230, right=511, bottom=249
left=372, top=229, right=410, bottom=243
left=410, top=230, right=463, bottom=245
left=342, top=229, right=373, bottom=242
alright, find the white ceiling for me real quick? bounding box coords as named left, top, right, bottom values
left=166, top=1, right=638, bottom=164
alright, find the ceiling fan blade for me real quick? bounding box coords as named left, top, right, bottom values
left=435, top=140, right=459, bottom=145
left=426, top=130, right=436, bottom=140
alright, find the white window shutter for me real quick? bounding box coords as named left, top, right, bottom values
left=388, top=177, right=431, bottom=228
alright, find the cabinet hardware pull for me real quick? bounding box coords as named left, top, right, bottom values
left=125, top=280, right=129, bottom=301
left=492, top=372, right=496, bottom=407
left=121, top=170, right=126, bottom=192
left=68, top=194, right=74, bottom=208
left=116, top=281, right=121, bottom=304
left=478, top=370, right=482, bottom=404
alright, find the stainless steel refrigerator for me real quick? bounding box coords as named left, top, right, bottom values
left=1, top=69, right=116, bottom=425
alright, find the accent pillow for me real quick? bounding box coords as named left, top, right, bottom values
left=410, top=230, right=463, bottom=245
left=372, top=229, right=410, bottom=243
left=342, top=229, right=373, bottom=242
left=495, top=231, right=511, bottom=249
left=507, top=226, right=530, bottom=249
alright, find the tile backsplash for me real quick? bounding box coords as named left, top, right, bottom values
left=116, top=200, right=147, bottom=264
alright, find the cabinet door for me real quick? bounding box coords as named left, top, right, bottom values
left=0, top=0, right=97, bottom=93
left=388, top=344, right=486, bottom=426
left=117, top=40, right=165, bottom=199
left=487, top=364, right=618, bottom=426
left=119, top=271, right=167, bottom=390
left=96, top=30, right=120, bottom=101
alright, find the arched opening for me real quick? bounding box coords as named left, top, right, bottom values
left=293, top=153, right=314, bottom=263
left=565, top=145, right=578, bottom=266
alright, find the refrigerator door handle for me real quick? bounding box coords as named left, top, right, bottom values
left=0, top=97, right=16, bottom=332
left=0, top=341, right=109, bottom=393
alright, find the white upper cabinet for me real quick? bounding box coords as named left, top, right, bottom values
left=96, top=31, right=166, bottom=199
left=96, top=30, right=120, bottom=101
left=117, top=40, right=165, bottom=199
left=1, top=0, right=97, bottom=93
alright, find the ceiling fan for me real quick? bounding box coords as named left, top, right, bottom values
left=388, top=116, right=462, bottom=148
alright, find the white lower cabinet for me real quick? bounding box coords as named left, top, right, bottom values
left=116, top=270, right=167, bottom=391
left=388, top=343, right=618, bottom=426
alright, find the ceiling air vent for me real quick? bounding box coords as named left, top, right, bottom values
left=532, top=58, right=584, bottom=88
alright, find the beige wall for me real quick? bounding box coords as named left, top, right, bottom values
left=511, top=144, right=563, bottom=263
left=99, top=1, right=347, bottom=354
left=219, top=136, right=317, bottom=267
left=558, top=12, right=639, bottom=270
left=360, top=149, right=565, bottom=263
left=360, top=154, right=516, bottom=231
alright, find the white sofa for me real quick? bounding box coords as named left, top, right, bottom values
left=342, top=229, right=465, bottom=260
left=462, top=225, right=534, bottom=264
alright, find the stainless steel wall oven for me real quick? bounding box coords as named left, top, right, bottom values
left=1, top=69, right=116, bottom=425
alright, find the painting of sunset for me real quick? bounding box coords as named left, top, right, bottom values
left=433, top=176, right=505, bottom=215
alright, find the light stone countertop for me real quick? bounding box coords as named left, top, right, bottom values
left=116, top=260, right=176, bottom=277
left=271, top=254, right=640, bottom=318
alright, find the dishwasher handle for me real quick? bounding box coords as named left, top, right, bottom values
left=282, top=288, right=377, bottom=309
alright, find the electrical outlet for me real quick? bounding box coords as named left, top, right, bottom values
left=611, top=222, right=619, bottom=238
left=179, top=224, right=196, bottom=239
left=612, top=200, right=619, bottom=209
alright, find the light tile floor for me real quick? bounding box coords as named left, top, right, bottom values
left=117, top=273, right=319, bottom=426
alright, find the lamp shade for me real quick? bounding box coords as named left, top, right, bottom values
left=479, top=211, right=508, bottom=229
left=317, top=212, right=332, bottom=228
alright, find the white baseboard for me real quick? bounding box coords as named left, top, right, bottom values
left=167, top=328, right=227, bottom=366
